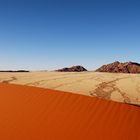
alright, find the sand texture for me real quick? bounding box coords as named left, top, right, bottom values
left=0, top=83, right=140, bottom=140
left=0, top=71, right=140, bottom=105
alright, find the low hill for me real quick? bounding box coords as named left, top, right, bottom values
left=0, top=70, right=29, bottom=72
left=56, top=65, right=87, bottom=72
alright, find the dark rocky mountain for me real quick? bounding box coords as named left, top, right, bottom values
left=95, top=61, right=140, bottom=73
left=56, top=65, right=87, bottom=72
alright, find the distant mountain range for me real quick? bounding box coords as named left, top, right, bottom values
left=56, top=61, right=140, bottom=73
left=1, top=61, right=140, bottom=73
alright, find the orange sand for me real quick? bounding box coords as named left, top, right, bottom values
left=0, top=83, right=140, bottom=140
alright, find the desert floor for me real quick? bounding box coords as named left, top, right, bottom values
left=0, top=83, right=140, bottom=140
left=0, top=71, right=140, bottom=105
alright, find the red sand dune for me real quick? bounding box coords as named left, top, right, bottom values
left=0, top=83, right=140, bottom=140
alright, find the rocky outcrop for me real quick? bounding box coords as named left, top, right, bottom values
left=95, top=61, right=140, bottom=73
left=56, top=66, right=87, bottom=72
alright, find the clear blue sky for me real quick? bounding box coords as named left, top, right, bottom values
left=0, top=0, right=140, bottom=70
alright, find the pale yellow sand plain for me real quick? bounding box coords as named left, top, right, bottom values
left=0, top=71, right=140, bottom=105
